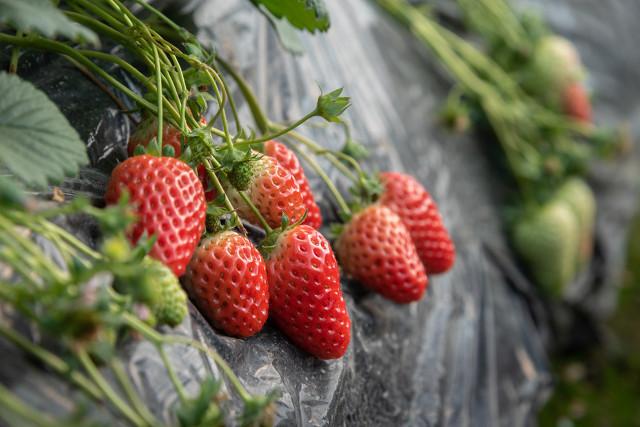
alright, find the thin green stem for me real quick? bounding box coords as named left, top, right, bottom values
left=238, top=191, right=272, bottom=233
left=202, top=159, right=246, bottom=234
left=0, top=324, right=103, bottom=401
left=0, top=383, right=57, bottom=427
left=273, top=126, right=359, bottom=183
left=249, top=110, right=318, bottom=145
left=76, top=348, right=147, bottom=427
left=157, top=346, right=188, bottom=403
left=0, top=34, right=158, bottom=113
left=153, top=45, right=164, bottom=147
left=288, top=145, right=351, bottom=216
left=165, top=336, right=252, bottom=402
left=8, top=32, right=22, bottom=74
left=110, top=359, right=158, bottom=426
left=122, top=313, right=252, bottom=403
left=217, top=57, right=268, bottom=134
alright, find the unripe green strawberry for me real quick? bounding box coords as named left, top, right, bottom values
left=145, top=258, right=189, bottom=327
left=512, top=200, right=580, bottom=296
left=532, top=36, right=584, bottom=92
left=554, top=178, right=596, bottom=270
left=224, top=153, right=306, bottom=229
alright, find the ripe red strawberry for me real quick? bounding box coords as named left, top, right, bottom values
left=379, top=172, right=455, bottom=274
left=127, top=118, right=183, bottom=157
left=127, top=117, right=207, bottom=157
left=264, top=140, right=322, bottom=229
left=562, top=82, right=592, bottom=123
left=184, top=231, right=269, bottom=338
left=225, top=154, right=306, bottom=229
left=196, top=164, right=218, bottom=202
left=336, top=205, right=427, bottom=303
left=105, top=155, right=206, bottom=276
left=265, top=225, right=351, bottom=359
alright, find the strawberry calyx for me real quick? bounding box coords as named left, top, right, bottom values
left=258, top=210, right=308, bottom=258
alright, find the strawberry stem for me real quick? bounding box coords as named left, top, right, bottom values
left=157, top=345, right=188, bottom=403
left=76, top=348, right=148, bottom=427
left=0, top=323, right=103, bottom=401
left=110, top=359, right=158, bottom=426
left=287, top=144, right=351, bottom=217
left=217, top=57, right=269, bottom=134
left=153, top=44, right=164, bottom=149
left=237, top=191, right=273, bottom=233
left=0, top=383, right=59, bottom=427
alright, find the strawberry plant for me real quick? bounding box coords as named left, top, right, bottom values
left=0, top=0, right=462, bottom=422
left=375, top=0, right=621, bottom=296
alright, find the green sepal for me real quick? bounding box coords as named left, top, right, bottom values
left=316, top=88, right=350, bottom=122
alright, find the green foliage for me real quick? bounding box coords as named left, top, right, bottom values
left=0, top=72, right=88, bottom=189
left=176, top=379, right=223, bottom=427
left=316, top=88, right=350, bottom=122
left=252, top=0, right=330, bottom=32
left=0, top=0, right=97, bottom=44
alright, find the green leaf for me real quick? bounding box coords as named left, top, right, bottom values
left=252, top=0, right=330, bottom=33
left=0, top=72, right=89, bottom=189
left=0, top=0, right=98, bottom=44
left=257, top=6, right=305, bottom=54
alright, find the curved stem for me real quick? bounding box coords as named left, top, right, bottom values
left=217, top=57, right=266, bottom=133
left=0, top=383, right=57, bottom=427
left=157, top=345, right=187, bottom=403
left=122, top=313, right=252, bottom=402
left=110, top=359, right=158, bottom=426
left=274, top=126, right=359, bottom=183
left=288, top=145, right=351, bottom=216
left=0, top=324, right=103, bottom=401
left=76, top=349, right=147, bottom=427
left=238, top=191, right=272, bottom=233
left=202, top=159, right=246, bottom=235
left=248, top=110, right=318, bottom=145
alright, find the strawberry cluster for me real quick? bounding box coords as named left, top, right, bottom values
left=106, top=122, right=455, bottom=360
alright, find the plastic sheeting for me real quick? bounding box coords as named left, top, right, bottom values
left=2, top=0, right=640, bottom=425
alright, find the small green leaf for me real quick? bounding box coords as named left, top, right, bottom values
left=0, top=72, right=89, bottom=189
left=0, top=0, right=98, bottom=44
left=316, top=88, right=350, bottom=122
left=257, top=6, right=305, bottom=54
left=252, top=0, right=330, bottom=33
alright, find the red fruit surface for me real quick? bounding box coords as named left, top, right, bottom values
left=127, top=117, right=207, bottom=157
left=336, top=205, right=428, bottom=303
left=127, top=120, right=183, bottom=157
left=105, top=155, right=206, bottom=276
left=196, top=164, right=218, bottom=202
left=266, top=225, right=351, bottom=359
left=264, top=140, right=322, bottom=229
left=184, top=231, right=269, bottom=338
left=379, top=172, right=456, bottom=274
left=562, top=82, right=592, bottom=123
left=227, top=155, right=306, bottom=229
